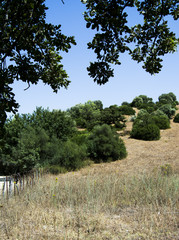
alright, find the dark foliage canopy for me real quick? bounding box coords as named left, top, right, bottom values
left=83, top=0, right=179, bottom=84
left=0, top=0, right=76, bottom=133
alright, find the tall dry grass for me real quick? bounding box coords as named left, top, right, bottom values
left=0, top=168, right=179, bottom=240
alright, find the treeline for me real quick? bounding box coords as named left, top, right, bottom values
left=0, top=92, right=178, bottom=175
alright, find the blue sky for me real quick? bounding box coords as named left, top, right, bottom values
left=12, top=0, right=179, bottom=114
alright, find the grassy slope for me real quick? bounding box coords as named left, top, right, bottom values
left=0, top=107, right=179, bottom=240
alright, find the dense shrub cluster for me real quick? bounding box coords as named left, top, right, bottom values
left=118, top=105, right=136, bottom=115
left=87, top=124, right=127, bottom=162
left=67, top=100, right=102, bottom=129
left=0, top=108, right=127, bottom=175
left=68, top=102, right=129, bottom=130
left=0, top=108, right=78, bottom=175
left=130, top=93, right=177, bottom=114
left=158, top=104, right=176, bottom=119
left=131, top=95, right=154, bottom=109
left=49, top=140, right=87, bottom=171
left=131, top=123, right=160, bottom=141
left=130, top=113, right=161, bottom=141
left=129, top=92, right=178, bottom=140
left=158, top=92, right=177, bottom=105
left=151, top=115, right=170, bottom=129
left=0, top=92, right=177, bottom=175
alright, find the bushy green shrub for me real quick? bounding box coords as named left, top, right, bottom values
left=86, top=119, right=102, bottom=131
left=50, top=140, right=87, bottom=171
left=70, top=131, right=90, bottom=145
left=137, top=109, right=150, bottom=119
left=131, top=113, right=160, bottom=140
left=131, top=123, right=160, bottom=141
left=151, top=109, right=167, bottom=117
left=173, top=113, right=179, bottom=123
left=131, top=107, right=170, bottom=139
left=87, top=124, right=127, bottom=162
left=101, top=105, right=124, bottom=125
left=0, top=126, right=40, bottom=174
left=131, top=96, right=143, bottom=108
left=131, top=95, right=154, bottom=109
left=137, top=104, right=156, bottom=113
left=75, top=118, right=87, bottom=128
left=118, top=105, right=136, bottom=115
left=158, top=92, right=177, bottom=105
left=159, top=104, right=176, bottom=119
left=68, top=100, right=102, bottom=129
left=151, top=115, right=170, bottom=129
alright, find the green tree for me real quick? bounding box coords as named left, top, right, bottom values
left=131, top=95, right=155, bottom=111
left=138, top=95, right=153, bottom=104
left=49, top=140, right=87, bottom=171
left=87, top=124, right=127, bottom=162
left=131, top=122, right=160, bottom=141
left=101, top=107, right=114, bottom=125
left=68, top=100, right=103, bottom=129
left=101, top=105, right=126, bottom=129
left=158, top=104, right=176, bottom=118
left=158, top=92, right=177, bottom=105
left=0, top=0, right=76, bottom=133
left=83, top=0, right=179, bottom=84
left=131, top=96, right=143, bottom=108
left=0, top=126, right=40, bottom=174
left=118, top=105, right=136, bottom=115
left=93, top=100, right=103, bottom=110
left=0, top=107, right=77, bottom=174
left=151, top=115, right=170, bottom=129
left=30, top=107, right=77, bottom=140
left=131, top=113, right=160, bottom=141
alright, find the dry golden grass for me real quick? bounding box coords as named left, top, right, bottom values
left=0, top=107, right=179, bottom=240
left=1, top=172, right=179, bottom=240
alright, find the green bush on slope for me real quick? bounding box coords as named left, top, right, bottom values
left=87, top=124, right=127, bottom=162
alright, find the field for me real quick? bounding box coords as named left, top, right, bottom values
left=0, top=107, right=179, bottom=239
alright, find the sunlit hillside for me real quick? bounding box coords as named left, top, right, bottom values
left=0, top=107, right=179, bottom=240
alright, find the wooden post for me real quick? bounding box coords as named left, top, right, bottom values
left=19, top=176, right=22, bottom=192
left=2, top=178, right=5, bottom=197
left=9, top=177, right=12, bottom=196
left=23, top=174, right=25, bottom=190
left=14, top=176, right=16, bottom=196
left=6, top=176, right=9, bottom=199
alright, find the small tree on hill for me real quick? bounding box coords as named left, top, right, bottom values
left=159, top=104, right=176, bottom=119
left=131, top=113, right=160, bottom=141
left=87, top=124, right=127, bottom=162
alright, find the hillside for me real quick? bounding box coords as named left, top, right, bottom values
left=78, top=106, right=179, bottom=177
left=0, top=107, right=179, bottom=240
